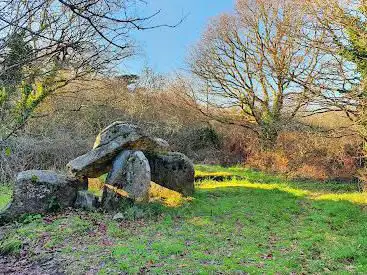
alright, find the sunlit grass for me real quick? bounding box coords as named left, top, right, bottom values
left=195, top=164, right=361, bottom=192
left=195, top=164, right=285, bottom=184
left=198, top=180, right=310, bottom=197
left=198, top=179, right=367, bottom=205
left=148, top=182, right=189, bottom=207
left=102, top=182, right=189, bottom=207
left=196, top=164, right=366, bottom=205
left=313, top=192, right=367, bottom=204
left=88, top=178, right=104, bottom=197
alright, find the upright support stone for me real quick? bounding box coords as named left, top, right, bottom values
left=145, top=152, right=195, bottom=196
left=105, top=150, right=151, bottom=202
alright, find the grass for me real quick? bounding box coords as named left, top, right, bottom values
left=0, top=165, right=366, bottom=273
left=195, top=164, right=362, bottom=193
left=0, top=184, right=12, bottom=210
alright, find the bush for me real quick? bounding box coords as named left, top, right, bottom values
left=0, top=135, right=90, bottom=184
left=246, top=130, right=362, bottom=182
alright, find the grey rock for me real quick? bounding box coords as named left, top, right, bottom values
left=112, top=212, right=125, bottom=221
left=106, top=150, right=151, bottom=201
left=67, top=122, right=169, bottom=178
left=145, top=152, right=195, bottom=196
left=100, top=185, right=133, bottom=212
left=74, top=190, right=100, bottom=210
left=93, top=122, right=169, bottom=149
left=93, top=122, right=138, bottom=149
left=0, top=170, right=85, bottom=222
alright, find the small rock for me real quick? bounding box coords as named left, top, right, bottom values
left=112, top=212, right=125, bottom=221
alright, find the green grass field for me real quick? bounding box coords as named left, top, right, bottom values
left=1, top=165, right=367, bottom=273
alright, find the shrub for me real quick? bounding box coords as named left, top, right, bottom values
left=246, top=130, right=362, bottom=182
left=246, top=150, right=289, bottom=174
left=0, top=135, right=90, bottom=184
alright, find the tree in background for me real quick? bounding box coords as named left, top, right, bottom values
left=0, top=0, right=178, bottom=141
left=304, top=0, right=367, bottom=143
left=0, top=32, right=34, bottom=138
left=296, top=0, right=367, bottom=188
left=189, top=0, right=332, bottom=149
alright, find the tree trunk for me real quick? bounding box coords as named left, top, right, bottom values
left=259, top=122, right=279, bottom=150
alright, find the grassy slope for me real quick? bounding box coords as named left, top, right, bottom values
left=0, top=165, right=367, bottom=273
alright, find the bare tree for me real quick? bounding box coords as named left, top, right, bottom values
left=188, top=0, right=330, bottom=148
left=0, top=0, right=179, bottom=141
left=301, top=0, right=366, bottom=135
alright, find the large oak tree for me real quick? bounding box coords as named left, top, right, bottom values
left=189, top=0, right=330, bottom=148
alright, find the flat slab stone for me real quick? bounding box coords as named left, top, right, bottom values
left=105, top=150, right=151, bottom=201
left=0, top=170, right=85, bottom=222
left=93, top=122, right=168, bottom=149
left=145, top=152, right=195, bottom=196
left=67, top=122, right=169, bottom=178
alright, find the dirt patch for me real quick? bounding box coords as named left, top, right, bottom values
left=0, top=255, right=64, bottom=275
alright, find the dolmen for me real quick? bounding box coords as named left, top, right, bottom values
left=0, top=122, right=194, bottom=222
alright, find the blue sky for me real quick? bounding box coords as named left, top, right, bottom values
left=121, top=0, right=234, bottom=75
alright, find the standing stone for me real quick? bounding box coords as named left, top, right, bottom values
left=145, top=152, right=195, bottom=196
left=0, top=170, right=85, bottom=222
left=67, top=122, right=169, bottom=178
left=105, top=150, right=151, bottom=202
